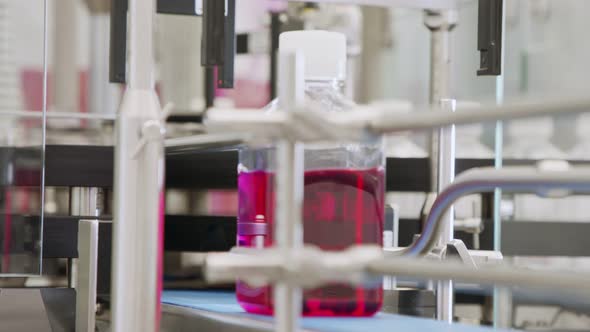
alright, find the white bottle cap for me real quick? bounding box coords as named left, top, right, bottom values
left=279, top=30, right=347, bottom=81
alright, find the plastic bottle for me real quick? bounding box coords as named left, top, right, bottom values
left=236, top=30, right=384, bottom=317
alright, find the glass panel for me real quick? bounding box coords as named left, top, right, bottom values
left=0, top=0, right=46, bottom=275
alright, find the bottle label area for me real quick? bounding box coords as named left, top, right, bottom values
left=236, top=167, right=385, bottom=316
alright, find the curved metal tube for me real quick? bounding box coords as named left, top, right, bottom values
left=367, top=257, right=590, bottom=299
left=402, top=166, right=590, bottom=256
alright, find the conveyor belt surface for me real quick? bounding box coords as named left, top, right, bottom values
left=162, top=290, right=508, bottom=332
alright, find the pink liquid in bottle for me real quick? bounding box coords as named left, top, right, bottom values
left=236, top=168, right=384, bottom=316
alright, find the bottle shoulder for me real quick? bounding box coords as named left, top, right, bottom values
left=264, top=85, right=354, bottom=114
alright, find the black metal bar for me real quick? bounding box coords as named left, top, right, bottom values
left=236, top=34, right=249, bottom=54
left=31, top=145, right=590, bottom=190
left=269, top=12, right=281, bottom=100
left=204, top=67, right=215, bottom=108
left=109, top=0, right=128, bottom=83
left=166, top=113, right=204, bottom=123
left=477, top=0, right=503, bottom=76
left=218, top=0, right=236, bottom=88
left=201, top=0, right=226, bottom=67
left=157, top=0, right=198, bottom=16
left=164, top=215, right=236, bottom=252
left=37, top=215, right=235, bottom=258
left=45, top=145, right=114, bottom=188
left=37, top=214, right=590, bottom=259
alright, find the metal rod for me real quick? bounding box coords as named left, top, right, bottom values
left=424, top=10, right=456, bottom=194
left=40, top=0, right=49, bottom=275
left=138, top=121, right=165, bottom=330
left=109, top=0, right=128, bottom=83
left=424, top=9, right=457, bottom=323
left=205, top=243, right=590, bottom=302
left=204, top=67, right=215, bottom=109
left=367, top=258, right=590, bottom=298
left=0, top=110, right=116, bottom=120
left=111, top=95, right=162, bottom=331
left=76, top=219, right=99, bottom=332
left=68, top=187, right=101, bottom=291
left=269, top=11, right=281, bottom=100
left=273, top=51, right=305, bottom=332
left=205, top=95, right=590, bottom=143
left=436, top=98, right=456, bottom=323
left=274, top=141, right=303, bottom=332
left=367, top=96, right=590, bottom=134
left=405, top=166, right=590, bottom=257
left=165, top=133, right=246, bottom=149
left=111, top=0, right=163, bottom=331
left=492, top=0, right=507, bottom=328
left=383, top=205, right=397, bottom=290
left=128, top=0, right=155, bottom=90
left=435, top=99, right=456, bottom=249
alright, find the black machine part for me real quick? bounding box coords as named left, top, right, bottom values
left=109, top=0, right=236, bottom=89
left=477, top=0, right=504, bottom=76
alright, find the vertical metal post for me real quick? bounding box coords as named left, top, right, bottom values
left=269, top=12, right=282, bottom=101
left=76, top=219, right=99, bottom=332
left=127, top=0, right=156, bottom=91
left=424, top=9, right=457, bottom=324
left=111, top=0, right=163, bottom=331
left=273, top=51, right=304, bottom=332
left=493, top=1, right=509, bottom=328
left=424, top=10, right=457, bottom=193
left=69, top=187, right=102, bottom=289
left=383, top=204, right=398, bottom=291
left=69, top=188, right=101, bottom=331
left=436, top=98, right=456, bottom=323
left=436, top=99, right=456, bottom=250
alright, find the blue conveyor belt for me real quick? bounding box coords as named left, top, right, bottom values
left=162, top=290, right=507, bottom=332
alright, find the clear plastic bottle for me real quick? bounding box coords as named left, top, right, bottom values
left=236, top=31, right=384, bottom=317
